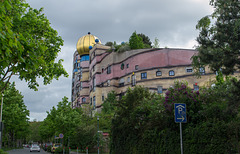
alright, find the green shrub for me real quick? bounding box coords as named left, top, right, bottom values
left=47, top=145, right=52, bottom=152
left=117, top=45, right=131, bottom=53
left=0, top=149, right=8, bottom=154
left=54, top=147, right=69, bottom=154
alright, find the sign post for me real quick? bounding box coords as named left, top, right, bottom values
left=174, top=103, right=187, bottom=154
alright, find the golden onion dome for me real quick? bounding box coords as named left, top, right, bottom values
left=76, top=32, right=101, bottom=55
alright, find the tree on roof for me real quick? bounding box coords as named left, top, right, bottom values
left=138, top=33, right=152, bottom=48
left=129, top=31, right=144, bottom=50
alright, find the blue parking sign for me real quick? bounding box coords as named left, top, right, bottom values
left=174, top=103, right=187, bottom=123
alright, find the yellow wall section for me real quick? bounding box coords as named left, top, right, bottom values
left=81, top=72, right=89, bottom=81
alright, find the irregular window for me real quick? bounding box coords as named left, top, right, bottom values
left=107, top=65, right=111, bottom=74
left=135, top=65, right=139, bottom=70
left=156, top=71, right=162, bottom=76
left=131, top=75, right=136, bottom=86
left=199, top=67, right=205, bottom=75
left=141, top=72, right=147, bottom=79
left=157, top=86, right=163, bottom=94
left=169, top=70, right=175, bottom=76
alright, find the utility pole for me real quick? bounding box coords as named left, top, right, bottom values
left=97, top=116, right=99, bottom=154
left=0, top=93, right=4, bottom=149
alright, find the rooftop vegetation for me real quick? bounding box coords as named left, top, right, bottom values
left=105, top=31, right=158, bottom=53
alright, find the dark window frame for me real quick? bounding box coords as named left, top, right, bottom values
left=107, top=65, right=111, bottom=74
left=169, top=70, right=175, bottom=76
left=131, top=75, right=136, bottom=86
left=199, top=67, right=205, bottom=75
left=135, top=65, right=139, bottom=70
left=157, top=86, right=163, bottom=94
left=186, top=68, right=193, bottom=73
left=102, top=95, right=104, bottom=101
left=93, top=96, right=96, bottom=109
left=156, top=71, right=162, bottom=76
left=141, top=72, right=147, bottom=79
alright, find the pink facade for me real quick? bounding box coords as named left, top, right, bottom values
left=80, top=61, right=89, bottom=68
left=91, top=49, right=197, bottom=85
left=72, top=46, right=201, bottom=110
left=82, top=82, right=88, bottom=88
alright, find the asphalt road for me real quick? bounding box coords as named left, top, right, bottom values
left=7, top=147, right=48, bottom=154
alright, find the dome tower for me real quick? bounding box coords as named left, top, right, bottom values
left=76, top=32, right=101, bottom=55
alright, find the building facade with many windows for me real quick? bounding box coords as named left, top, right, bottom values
left=72, top=33, right=216, bottom=113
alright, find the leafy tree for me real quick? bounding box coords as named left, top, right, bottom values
left=70, top=123, right=96, bottom=150
left=39, top=97, right=82, bottom=146
left=2, top=83, right=29, bottom=147
left=27, top=121, right=42, bottom=144
left=137, top=33, right=152, bottom=48
left=105, top=42, right=113, bottom=47
left=101, top=91, right=117, bottom=114
left=39, top=107, right=57, bottom=142
left=152, top=37, right=160, bottom=48
left=192, top=0, right=240, bottom=75
left=110, top=80, right=240, bottom=153
left=0, top=0, right=68, bottom=93
left=110, top=86, right=155, bottom=153
left=129, top=31, right=144, bottom=49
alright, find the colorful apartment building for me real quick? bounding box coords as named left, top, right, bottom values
left=71, top=33, right=216, bottom=112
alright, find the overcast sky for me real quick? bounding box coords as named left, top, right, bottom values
left=12, top=0, right=214, bottom=121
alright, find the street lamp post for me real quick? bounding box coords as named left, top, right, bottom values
left=97, top=116, right=99, bottom=154
left=0, top=93, right=4, bottom=149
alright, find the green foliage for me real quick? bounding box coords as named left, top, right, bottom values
left=2, top=82, right=29, bottom=147
left=110, top=86, right=157, bottom=153
left=0, top=149, right=8, bottom=154
left=137, top=33, right=152, bottom=48
left=107, top=42, right=131, bottom=53
left=129, top=31, right=144, bottom=49
left=102, top=91, right=117, bottom=114
left=47, top=145, right=52, bottom=152
left=192, top=0, right=240, bottom=75
left=106, top=32, right=152, bottom=53
left=152, top=37, right=160, bottom=48
left=39, top=97, right=82, bottom=145
left=117, top=44, right=131, bottom=53
left=70, top=124, right=96, bottom=150
left=110, top=80, right=240, bottom=153
left=55, top=146, right=69, bottom=154
left=0, top=0, right=68, bottom=93
left=27, top=121, right=42, bottom=143
left=105, top=42, right=113, bottom=47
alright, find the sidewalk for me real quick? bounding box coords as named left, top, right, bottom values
left=70, top=150, right=86, bottom=154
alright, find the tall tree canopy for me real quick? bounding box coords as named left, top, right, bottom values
left=137, top=33, right=152, bottom=48
left=2, top=83, right=29, bottom=147
left=129, top=31, right=144, bottom=49
left=0, top=0, right=68, bottom=93
left=39, top=97, right=82, bottom=145
left=192, top=0, right=240, bottom=75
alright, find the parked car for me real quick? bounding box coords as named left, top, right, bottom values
left=30, top=144, right=40, bottom=152
left=43, top=143, right=52, bottom=151
left=51, top=143, right=61, bottom=153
